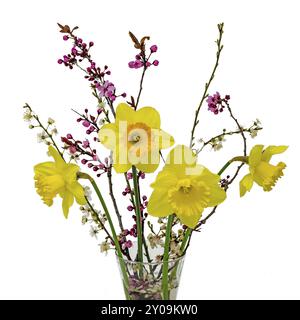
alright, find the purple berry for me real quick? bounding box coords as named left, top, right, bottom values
left=150, top=45, right=158, bottom=53
left=128, top=61, right=135, bottom=68
left=82, top=120, right=90, bottom=127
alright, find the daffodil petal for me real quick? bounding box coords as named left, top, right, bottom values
left=166, top=145, right=197, bottom=166
left=62, top=190, right=74, bottom=218
left=239, top=173, right=254, bottom=197
left=136, top=162, right=160, bottom=173
left=207, top=184, right=226, bottom=206
left=261, top=145, right=288, bottom=162
left=98, top=123, right=117, bottom=150
left=115, top=103, right=136, bottom=123
left=69, top=181, right=86, bottom=205
left=48, top=145, right=65, bottom=168
left=249, top=145, right=264, bottom=168
left=136, top=107, right=161, bottom=129
left=64, top=164, right=80, bottom=182
left=197, top=166, right=220, bottom=184
left=147, top=189, right=173, bottom=217
left=150, top=169, right=178, bottom=189
left=176, top=209, right=203, bottom=229
left=113, top=162, right=131, bottom=173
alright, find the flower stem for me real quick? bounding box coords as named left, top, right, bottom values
left=180, top=228, right=192, bottom=253
left=218, top=156, right=248, bottom=176
left=77, top=172, right=129, bottom=297
left=162, top=214, right=174, bottom=300
left=132, top=166, right=143, bottom=265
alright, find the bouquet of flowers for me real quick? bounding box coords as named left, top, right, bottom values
left=23, top=22, right=287, bottom=300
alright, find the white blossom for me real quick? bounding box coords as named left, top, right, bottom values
left=37, top=131, right=48, bottom=143
left=89, top=226, right=99, bottom=238
left=100, top=241, right=110, bottom=254
left=23, top=110, right=33, bottom=122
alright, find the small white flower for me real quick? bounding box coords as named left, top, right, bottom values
left=51, top=128, right=58, bottom=135
left=47, top=117, right=55, bottom=125
left=89, top=226, right=99, bottom=238
left=170, top=241, right=181, bottom=256
left=37, top=131, right=48, bottom=143
left=99, top=118, right=105, bottom=126
left=155, top=255, right=163, bottom=263
left=213, top=142, right=223, bottom=151
left=84, top=186, right=92, bottom=201
left=256, top=118, right=261, bottom=125
left=250, top=128, right=258, bottom=138
left=147, top=234, right=163, bottom=249
left=81, top=216, right=88, bottom=225
left=98, top=213, right=106, bottom=225
left=99, top=241, right=110, bottom=254
left=23, top=110, right=33, bottom=122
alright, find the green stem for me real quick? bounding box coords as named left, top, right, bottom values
left=218, top=156, right=248, bottom=176
left=78, top=172, right=130, bottom=298
left=162, top=214, right=174, bottom=300
left=132, top=166, right=143, bottom=265
left=180, top=228, right=192, bottom=253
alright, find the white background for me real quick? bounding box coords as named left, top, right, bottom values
left=0, top=0, right=299, bottom=300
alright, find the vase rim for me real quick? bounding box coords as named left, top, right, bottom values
left=115, top=250, right=186, bottom=266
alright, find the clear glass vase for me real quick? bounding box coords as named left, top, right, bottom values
left=116, top=245, right=185, bottom=300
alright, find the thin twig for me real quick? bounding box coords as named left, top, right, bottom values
left=189, top=23, right=224, bottom=148
left=197, top=126, right=262, bottom=154
left=24, top=103, right=65, bottom=160
left=136, top=65, right=147, bottom=109
left=71, top=108, right=100, bottom=131
left=225, top=102, right=247, bottom=156
left=75, top=62, right=116, bottom=118
left=86, top=197, right=114, bottom=243
left=107, top=162, right=124, bottom=232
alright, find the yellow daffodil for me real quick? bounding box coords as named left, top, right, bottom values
left=239, top=144, right=288, bottom=197
left=34, top=146, right=86, bottom=218
left=98, top=103, right=174, bottom=173
left=147, top=145, right=226, bottom=228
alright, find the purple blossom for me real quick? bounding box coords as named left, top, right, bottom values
left=128, top=60, right=143, bottom=69
left=82, top=120, right=90, bottom=127
left=150, top=45, right=158, bottom=53
left=206, top=92, right=230, bottom=115
left=82, top=139, right=90, bottom=148
left=96, top=81, right=116, bottom=100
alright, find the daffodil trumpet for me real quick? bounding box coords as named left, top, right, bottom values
left=147, top=145, right=227, bottom=229
left=34, top=146, right=86, bottom=218
left=99, top=103, right=174, bottom=173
